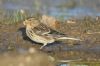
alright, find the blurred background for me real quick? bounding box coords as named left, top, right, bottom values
left=0, top=0, right=100, bottom=23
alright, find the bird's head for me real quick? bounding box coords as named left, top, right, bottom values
left=23, top=18, right=39, bottom=28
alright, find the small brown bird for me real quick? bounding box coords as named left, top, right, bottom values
left=23, top=17, right=81, bottom=49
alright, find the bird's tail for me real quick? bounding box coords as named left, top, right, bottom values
left=56, top=37, right=81, bottom=41
left=57, top=59, right=82, bottom=62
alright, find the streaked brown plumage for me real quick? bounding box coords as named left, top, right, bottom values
left=23, top=17, right=81, bottom=49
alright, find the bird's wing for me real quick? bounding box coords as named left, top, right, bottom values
left=33, top=23, right=51, bottom=35
left=46, top=34, right=81, bottom=41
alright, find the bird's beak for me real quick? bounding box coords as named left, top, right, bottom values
left=23, top=21, right=26, bottom=25
left=23, top=20, right=27, bottom=26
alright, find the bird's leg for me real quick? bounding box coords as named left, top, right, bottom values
left=40, top=43, right=48, bottom=49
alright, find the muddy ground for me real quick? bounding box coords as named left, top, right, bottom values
left=0, top=16, right=100, bottom=66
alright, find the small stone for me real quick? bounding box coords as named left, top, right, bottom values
left=28, top=47, right=36, bottom=54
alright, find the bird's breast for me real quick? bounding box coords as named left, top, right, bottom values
left=26, top=29, right=55, bottom=44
